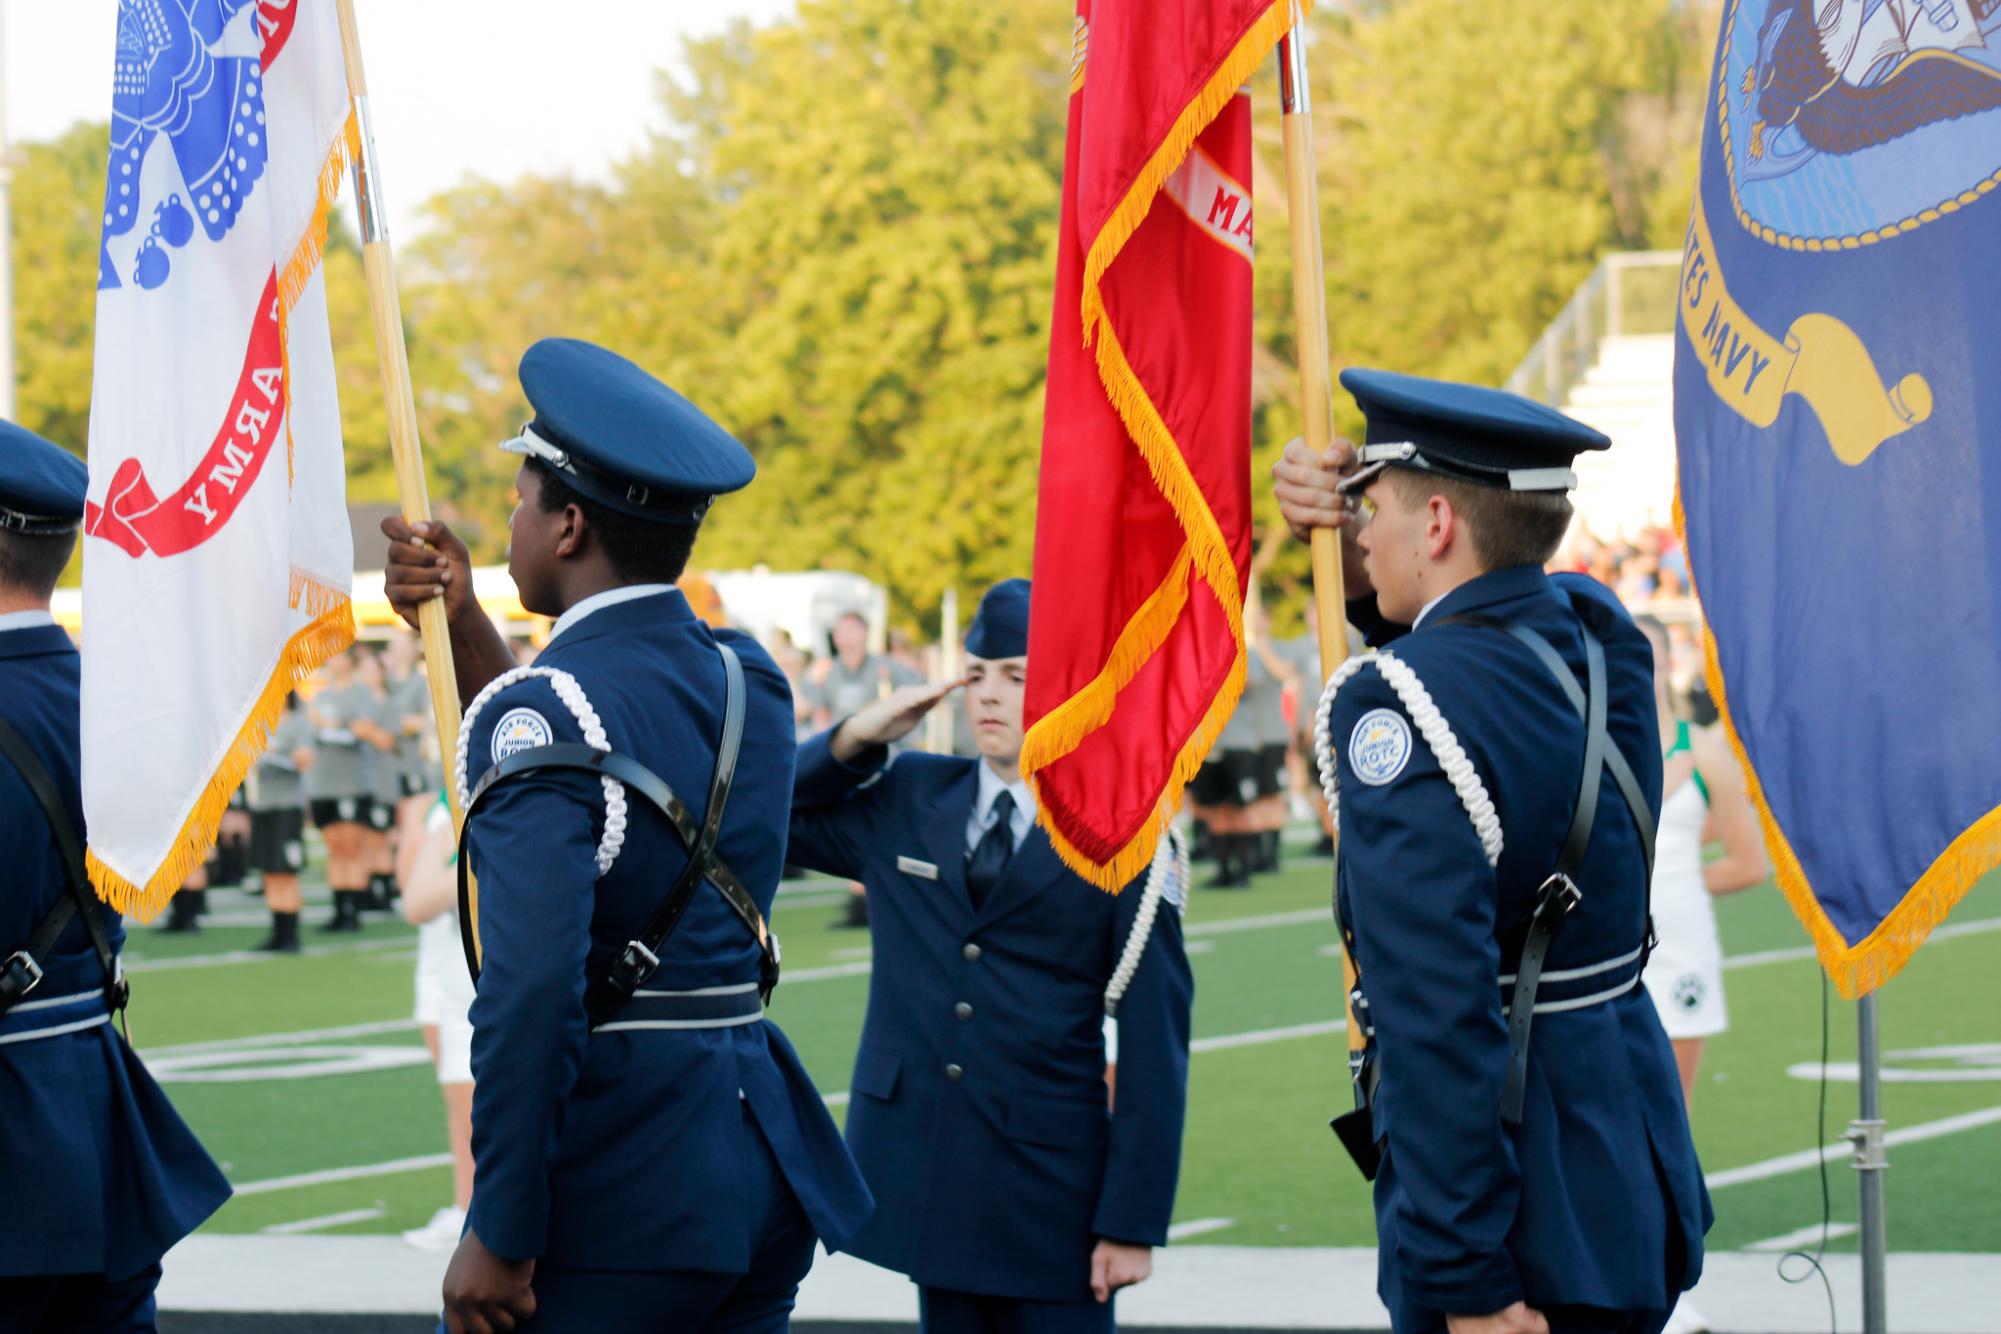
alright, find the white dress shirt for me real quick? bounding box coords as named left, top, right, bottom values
left=0, top=610, right=56, bottom=633
left=547, top=584, right=677, bottom=643
left=966, top=760, right=1036, bottom=855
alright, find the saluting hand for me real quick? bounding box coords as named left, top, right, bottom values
left=1090, top=1239, right=1153, bottom=1302
left=1271, top=435, right=1360, bottom=542
left=1447, top=1302, right=1550, bottom=1334
left=441, top=1228, right=537, bottom=1334
left=381, top=516, right=474, bottom=631
left=829, top=678, right=968, bottom=763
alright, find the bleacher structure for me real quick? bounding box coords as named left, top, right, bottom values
left=1506, top=250, right=1681, bottom=541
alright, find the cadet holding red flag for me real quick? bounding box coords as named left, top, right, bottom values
left=1021, top=0, right=1301, bottom=888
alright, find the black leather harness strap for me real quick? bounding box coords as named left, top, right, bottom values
left=1438, top=614, right=1658, bottom=1125
left=0, top=717, right=127, bottom=1019
left=456, top=644, right=780, bottom=1026
left=1494, top=629, right=1603, bottom=1124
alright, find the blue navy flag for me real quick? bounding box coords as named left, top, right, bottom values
left=1673, top=0, right=2001, bottom=997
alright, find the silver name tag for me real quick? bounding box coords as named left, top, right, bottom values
left=896, top=856, right=939, bottom=881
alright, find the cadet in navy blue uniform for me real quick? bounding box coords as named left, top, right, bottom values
left=0, top=421, right=231, bottom=1333
left=1271, top=372, right=1711, bottom=1334
left=787, top=580, right=1195, bottom=1334
left=380, top=340, right=871, bottom=1334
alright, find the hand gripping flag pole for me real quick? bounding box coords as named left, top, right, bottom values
left=1275, top=9, right=1362, bottom=1055
left=330, top=3, right=466, bottom=828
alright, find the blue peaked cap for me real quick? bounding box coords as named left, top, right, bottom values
left=965, top=579, right=1030, bottom=660
left=0, top=420, right=89, bottom=535
left=1337, top=368, right=1610, bottom=495
left=502, top=338, right=755, bottom=525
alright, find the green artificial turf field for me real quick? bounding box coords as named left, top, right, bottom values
left=119, top=831, right=2001, bottom=1256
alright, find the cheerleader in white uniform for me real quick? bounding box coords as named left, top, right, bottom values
left=1634, top=616, right=1769, bottom=1102
left=1636, top=616, right=1767, bottom=1334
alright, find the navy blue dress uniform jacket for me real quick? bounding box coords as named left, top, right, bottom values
left=459, top=589, right=872, bottom=1271
left=1329, top=566, right=1711, bottom=1328
left=0, top=622, right=230, bottom=1278
left=788, top=733, right=1194, bottom=1303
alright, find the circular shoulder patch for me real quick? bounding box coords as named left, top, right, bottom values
left=490, top=707, right=554, bottom=764
left=1347, top=708, right=1413, bottom=787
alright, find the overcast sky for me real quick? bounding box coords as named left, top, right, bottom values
left=1, top=0, right=796, bottom=237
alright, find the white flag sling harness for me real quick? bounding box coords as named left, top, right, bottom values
left=456, top=643, right=781, bottom=1028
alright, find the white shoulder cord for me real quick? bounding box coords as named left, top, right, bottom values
left=455, top=666, right=630, bottom=877
left=1104, top=824, right=1188, bottom=1017
left=1312, top=650, right=1504, bottom=868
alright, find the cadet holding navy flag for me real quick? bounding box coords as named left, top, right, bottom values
left=381, top=340, right=870, bottom=1334
left=0, top=422, right=230, bottom=1333
left=1272, top=372, right=1711, bottom=1334
left=787, top=579, right=1195, bottom=1334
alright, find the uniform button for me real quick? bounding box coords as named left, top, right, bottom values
left=944, top=1063, right=964, bottom=1083
left=962, top=943, right=982, bottom=962
left=954, top=1002, right=973, bottom=1021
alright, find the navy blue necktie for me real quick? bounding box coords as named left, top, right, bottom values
left=966, top=791, right=1016, bottom=911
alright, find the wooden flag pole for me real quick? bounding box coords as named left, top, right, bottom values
left=332, top=0, right=464, bottom=819
left=1277, top=9, right=1363, bottom=1053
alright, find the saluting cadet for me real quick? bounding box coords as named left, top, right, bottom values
left=0, top=421, right=231, bottom=1332
left=379, top=339, right=871, bottom=1334
left=789, top=579, right=1195, bottom=1334
left=1272, top=371, right=1711, bottom=1334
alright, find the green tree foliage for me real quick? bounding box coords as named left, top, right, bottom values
left=7, top=1, right=1716, bottom=628
left=10, top=121, right=106, bottom=453
left=657, top=0, right=1072, bottom=614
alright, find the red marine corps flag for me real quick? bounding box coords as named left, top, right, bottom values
left=1021, top=0, right=1300, bottom=889
left=83, top=0, right=358, bottom=915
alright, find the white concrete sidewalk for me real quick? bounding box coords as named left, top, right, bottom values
left=156, top=1235, right=2001, bottom=1332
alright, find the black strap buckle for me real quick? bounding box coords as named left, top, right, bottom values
left=0, top=950, right=45, bottom=1001
left=1534, top=873, right=1583, bottom=920
left=608, top=940, right=662, bottom=995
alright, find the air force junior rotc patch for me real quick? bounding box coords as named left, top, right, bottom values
left=491, top=707, right=555, bottom=764
left=1347, top=708, right=1413, bottom=787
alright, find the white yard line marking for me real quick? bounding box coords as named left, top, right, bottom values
left=125, top=937, right=419, bottom=973
left=1706, top=1104, right=2001, bottom=1190
left=1745, top=1221, right=1860, bottom=1252
left=780, top=960, right=877, bottom=983
left=1191, top=1019, right=1345, bottom=1053
left=261, top=1207, right=388, bottom=1235
left=1187, top=908, right=1331, bottom=937
left=1166, top=1217, right=1237, bottom=1241
left=143, top=1019, right=419, bottom=1058
left=1722, top=917, right=2001, bottom=970
left=232, top=1154, right=453, bottom=1196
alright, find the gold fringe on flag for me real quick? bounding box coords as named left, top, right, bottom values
left=1673, top=491, right=1991, bottom=997
left=88, top=600, right=355, bottom=920
left=1020, top=0, right=1303, bottom=892
left=87, top=114, right=362, bottom=921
